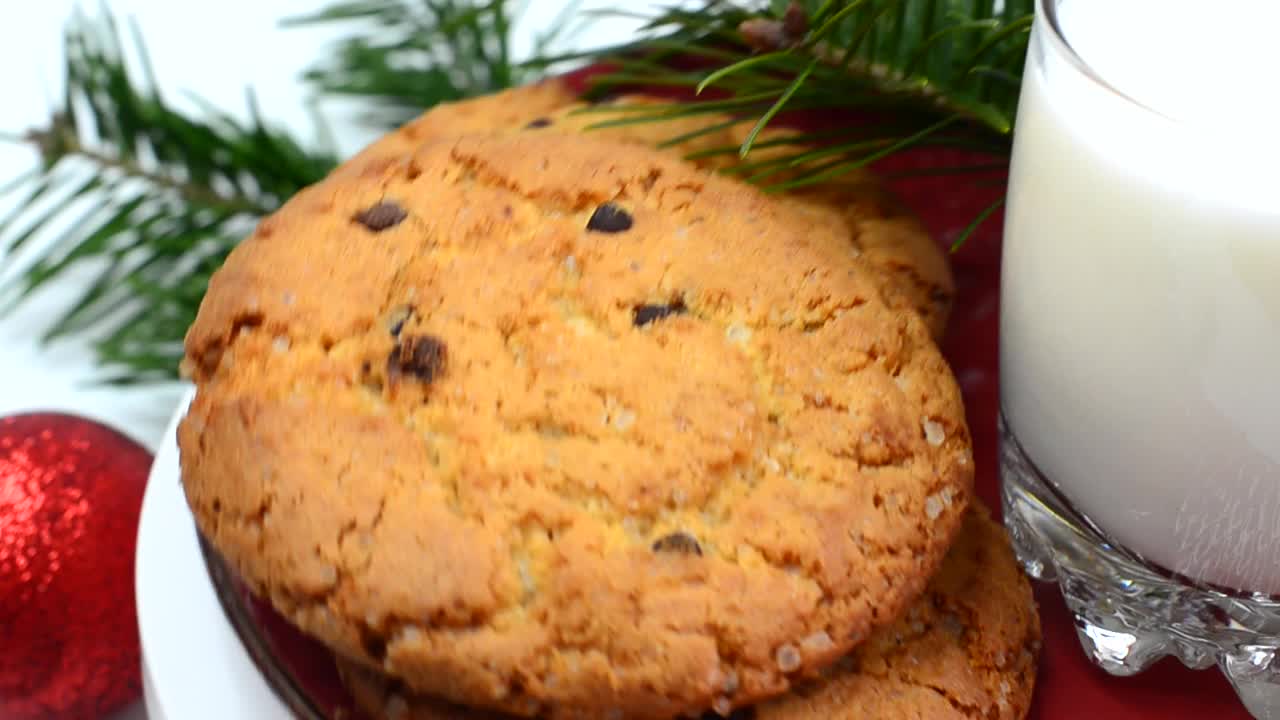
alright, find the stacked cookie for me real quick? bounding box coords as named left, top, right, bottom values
left=176, top=81, right=1039, bottom=720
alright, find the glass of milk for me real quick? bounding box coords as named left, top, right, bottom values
left=999, top=0, right=1280, bottom=715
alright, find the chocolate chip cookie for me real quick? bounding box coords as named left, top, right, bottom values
left=179, top=130, right=972, bottom=719
left=342, top=83, right=953, bottom=340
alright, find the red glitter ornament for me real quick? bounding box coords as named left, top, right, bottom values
left=0, top=413, right=152, bottom=720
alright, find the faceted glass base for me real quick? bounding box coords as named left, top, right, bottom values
left=999, top=413, right=1280, bottom=720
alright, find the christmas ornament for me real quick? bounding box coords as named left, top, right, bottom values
left=0, top=413, right=152, bottom=719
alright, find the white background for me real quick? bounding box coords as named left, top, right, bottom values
left=0, top=2, right=646, bottom=717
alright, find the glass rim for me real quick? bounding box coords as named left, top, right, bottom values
left=1036, top=0, right=1175, bottom=122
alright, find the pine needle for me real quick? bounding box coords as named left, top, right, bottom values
left=741, top=57, right=818, bottom=157
left=584, top=0, right=1030, bottom=172
left=950, top=194, right=1004, bottom=252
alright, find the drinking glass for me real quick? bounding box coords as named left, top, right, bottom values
left=999, top=1, right=1280, bottom=717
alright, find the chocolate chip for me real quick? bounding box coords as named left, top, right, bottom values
left=652, top=532, right=702, bottom=556
left=388, top=334, right=447, bottom=383
left=525, top=117, right=553, bottom=129
left=359, top=625, right=387, bottom=662
left=633, top=300, right=687, bottom=327
left=586, top=202, right=633, bottom=233
left=354, top=201, right=407, bottom=232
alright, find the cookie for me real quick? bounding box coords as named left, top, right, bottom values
left=336, top=505, right=1039, bottom=720
left=179, top=130, right=973, bottom=719
left=754, top=504, right=1039, bottom=720
left=342, top=83, right=953, bottom=340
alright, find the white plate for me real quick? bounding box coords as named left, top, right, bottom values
left=135, top=388, right=294, bottom=720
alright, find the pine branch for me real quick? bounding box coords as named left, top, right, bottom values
left=577, top=0, right=1031, bottom=190
left=285, top=0, right=586, bottom=129
left=0, top=13, right=335, bottom=384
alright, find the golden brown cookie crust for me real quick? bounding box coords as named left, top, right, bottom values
left=335, top=506, right=1039, bottom=720
left=179, top=130, right=972, bottom=719
left=342, top=83, right=953, bottom=339
left=340, top=79, right=581, bottom=169
left=339, top=661, right=503, bottom=720
left=754, top=505, right=1040, bottom=720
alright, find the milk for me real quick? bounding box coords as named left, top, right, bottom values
left=1000, top=0, right=1280, bottom=593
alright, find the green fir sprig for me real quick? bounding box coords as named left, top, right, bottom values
left=284, top=0, right=586, bottom=129
left=0, top=14, right=336, bottom=384
left=574, top=0, right=1031, bottom=190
